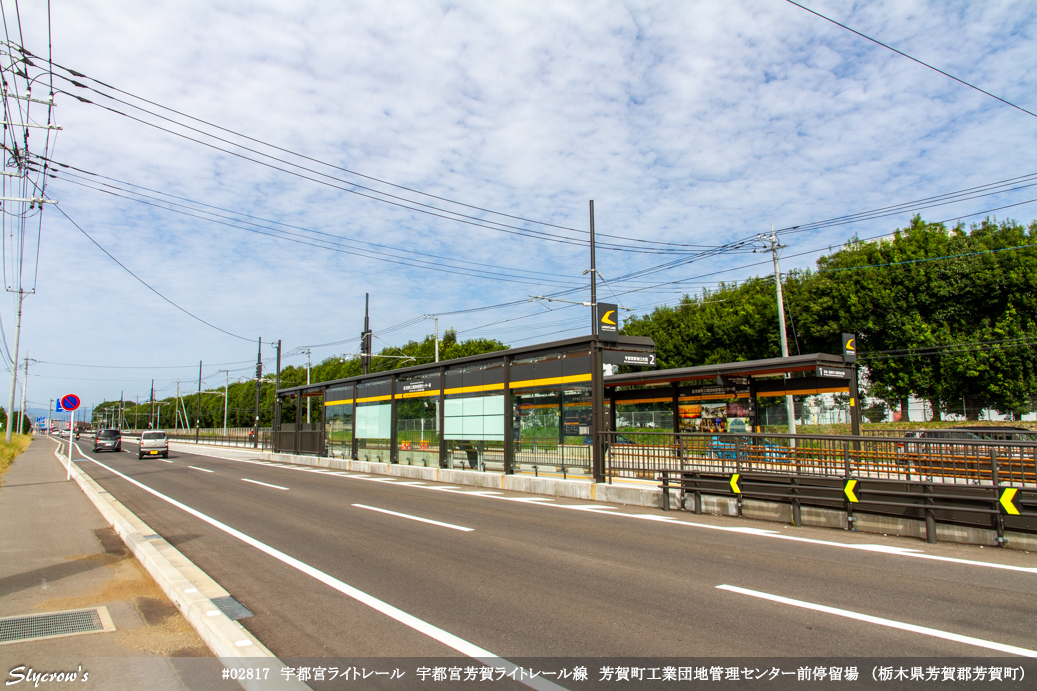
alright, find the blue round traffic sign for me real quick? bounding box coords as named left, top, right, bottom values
left=60, top=394, right=81, bottom=411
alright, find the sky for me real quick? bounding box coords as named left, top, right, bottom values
left=2, top=0, right=1035, bottom=419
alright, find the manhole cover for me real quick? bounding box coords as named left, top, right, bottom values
left=0, top=607, right=115, bottom=645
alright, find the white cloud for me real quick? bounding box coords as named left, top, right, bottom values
left=3, top=0, right=1035, bottom=411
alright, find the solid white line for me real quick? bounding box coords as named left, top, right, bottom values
left=189, top=466, right=214, bottom=473
left=242, top=478, right=288, bottom=491
left=352, top=504, right=473, bottom=532
left=157, top=458, right=173, bottom=463
left=716, top=584, right=1037, bottom=657
left=81, top=457, right=563, bottom=691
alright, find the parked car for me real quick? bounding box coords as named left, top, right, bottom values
left=138, top=431, right=169, bottom=459
left=93, top=429, right=122, bottom=453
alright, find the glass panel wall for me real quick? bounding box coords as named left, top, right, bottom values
left=511, top=348, right=592, bottom=473
left=324, top=385, right=354, bottom=458
left=356, top=378, right=392, bottom=463
left=444, top=360, right=505, bottom=471
left=396, top=371, right=441, bottom=467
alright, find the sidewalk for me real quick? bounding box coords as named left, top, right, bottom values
left=0, top=438, right=237, bottom=690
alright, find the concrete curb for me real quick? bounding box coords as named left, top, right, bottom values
left=51, top=439, right=308, bottom=691
left=172, top=441, right=1037, bottom=551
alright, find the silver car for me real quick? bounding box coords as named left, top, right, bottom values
left=138, top=431, right=169, bottom=459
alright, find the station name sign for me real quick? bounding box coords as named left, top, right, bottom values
left=401, top=380, right=434, bottom=393
left=817, top=366, right=851, bottom=379
left=603, top=350, right=656, bottom=368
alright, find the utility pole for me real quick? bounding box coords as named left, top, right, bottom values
left=17, top=355, right=29, bottom=434
left=305, top=347, right=311, bottom=423
left=274, top=341, right=283, bottom=434
left=253, top=338, right=262, bottom=448
left=5, top=291, right=24, bottom=442
left=589, top=200, right=597, bottom=336
left=149, top=380, right=155, bottom=430
left=119, top=391, right=124, bottom=430
left=175, top=380, right=181, bottom=431
left=761, top=226, right=796, bottom=436
left=361, top=294, right=372, bottom=375
left=48, top=398, right=53, bottom=434
left=223, top=370, right=229, bottom=437
left=195, top=360, right=202, bottom=444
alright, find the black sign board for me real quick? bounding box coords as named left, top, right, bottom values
left=817, top=366, right=851, bottom=379
left=603, top=350, right=656, bottom=368
left=401, top=380, right=434, bottom=393
left=842, top=333, right=857, bottom=363
left=597, top=302, right=619, bottom=341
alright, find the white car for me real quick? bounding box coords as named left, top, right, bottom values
left=138, top=431, right=169, bottom=459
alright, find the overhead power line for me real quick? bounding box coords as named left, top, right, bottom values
left=787, top=0, right=1037, bottom=119
left=52, top=202, right=253, bottom=342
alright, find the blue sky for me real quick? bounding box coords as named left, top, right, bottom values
left=5, top=0, right=1036, bottom=417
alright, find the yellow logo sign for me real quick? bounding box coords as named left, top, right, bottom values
left=600, top=310, right=616, bottom=326
left=846, top=337, right=855, bottom=353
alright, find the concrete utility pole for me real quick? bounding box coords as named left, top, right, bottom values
left=253, top=338, right=262, bottom=448
left=195, top=360, right=202, bottom=444
left=223, top=370, right=229, bottom=436
left=762, top=226, right=796, bottom=436
left=5, top=291, right=24, bottom=442
left=17, top=354, right=29, bottom=434
left=304, top=347, right=311, bottom=423
left=150, top=380, right=155, bottom=429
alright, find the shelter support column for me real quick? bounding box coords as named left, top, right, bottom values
left=591, top=340, right=605, bottom=483
left=503, top=356, right=513, bottom=474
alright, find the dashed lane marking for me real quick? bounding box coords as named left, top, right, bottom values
left=241, top=478, right=289, bottom=491
left=156, top=448, right=1037, bottom=575
left=79, top=456, right=565, bottom=691
left=353, top=504, right=474, bottom=532
left=189, top=466, right=214, bottom=473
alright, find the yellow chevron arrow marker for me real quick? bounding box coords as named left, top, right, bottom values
left=729, top=473, right=741, bottom=494
left=999, top=488, right=1021, bottom=516
left=844, top=479, right=859, bottom=503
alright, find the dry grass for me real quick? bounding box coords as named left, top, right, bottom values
left=0, top=433, right=32, bottom=483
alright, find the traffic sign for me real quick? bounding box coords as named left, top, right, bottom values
left=59, top=394, right=81, bottom=411
left=999, top=488, right=1021, bottom=516
left=844, top=479, right=859, bottom=503
left=729, top=473, right=741, bottom=494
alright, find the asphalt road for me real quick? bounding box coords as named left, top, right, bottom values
left=61, top=436, right=1037, bottom=662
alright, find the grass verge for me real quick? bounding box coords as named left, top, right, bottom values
left=0, top=433, right=32, bottom=483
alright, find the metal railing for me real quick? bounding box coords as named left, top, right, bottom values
left=166, top=430, right=273, bottom=450
left=603, top=430, right=1037, bottom=486
left=603, top=430, right=1036, bottom=539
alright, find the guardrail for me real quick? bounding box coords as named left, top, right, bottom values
left=603, top=430, right=1036, bottom=541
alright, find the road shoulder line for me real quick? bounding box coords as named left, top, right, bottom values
left=50, top=438, right=306, bottom=691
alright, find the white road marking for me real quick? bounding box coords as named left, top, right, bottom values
left=82, top=457, right=564, bottom=691
left=716, top=584, right=1037, bottom=657
left=353, top=504, right=474, bottom=532
left=156, top=446, right=1037, bottom=575
left=242, top=478, right=289, bottom=491
left=157, top=458, right=173, bottom=464
left=189, top=466, right=214, bottom=473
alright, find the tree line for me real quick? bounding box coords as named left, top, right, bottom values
left=92, top=330, right=507, bottom=429
left=622, top=216, right=1037, bottom=420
